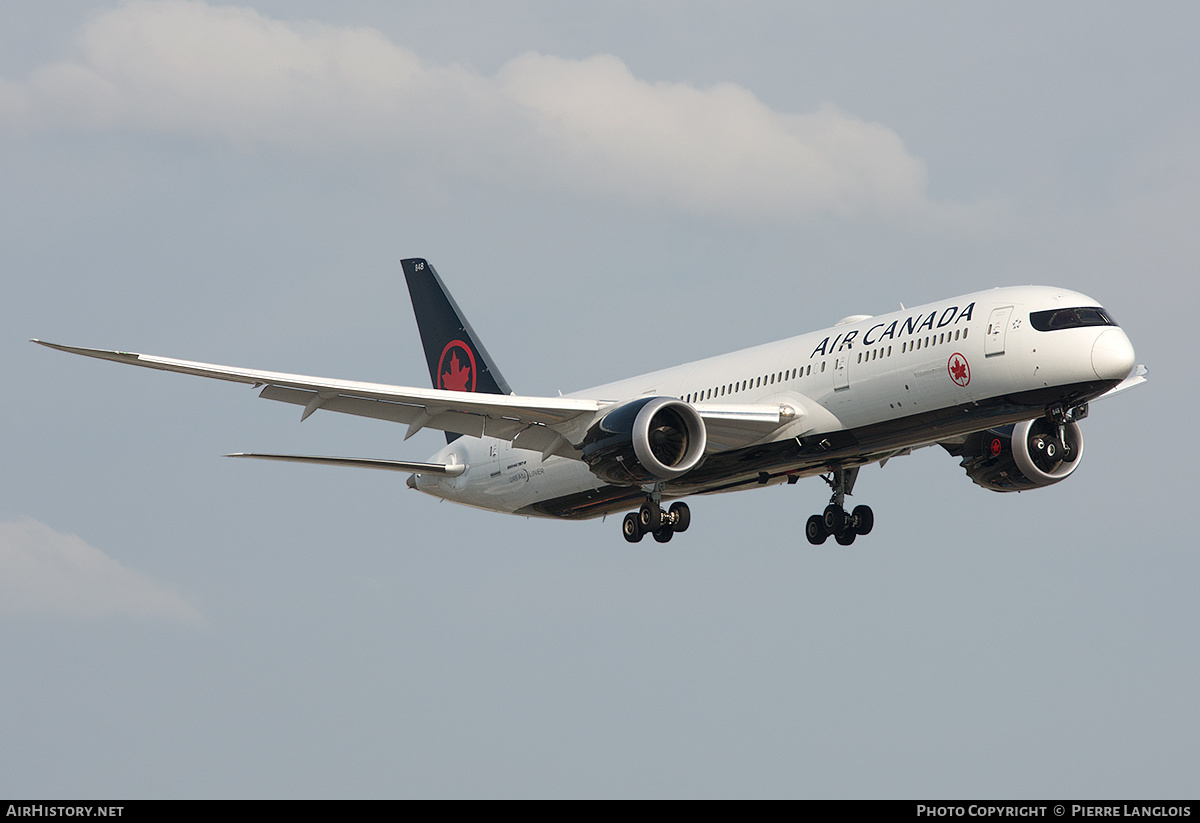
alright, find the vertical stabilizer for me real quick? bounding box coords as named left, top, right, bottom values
left=401, top=258, right=513, bottom=401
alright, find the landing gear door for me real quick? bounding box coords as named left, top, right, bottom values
left=985, top=306, right=1013, bottom=357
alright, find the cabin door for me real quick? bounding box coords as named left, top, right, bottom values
left=985, top=306, right=1012, bottom=356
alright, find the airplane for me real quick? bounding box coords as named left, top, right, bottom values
left=34, top=258, right=1146, bottom=545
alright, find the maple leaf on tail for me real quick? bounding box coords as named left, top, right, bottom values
left=442, top=351, right=473, bottom=391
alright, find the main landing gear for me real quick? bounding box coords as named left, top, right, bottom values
left=806, top=466, right=874, bottom=546
left=622, top=499, right=690, bottom=543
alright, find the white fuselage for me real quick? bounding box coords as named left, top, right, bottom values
left=411, top=286, right=1135, bottom=518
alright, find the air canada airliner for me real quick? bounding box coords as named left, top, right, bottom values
left=34, top=259, right=1145, bottom=544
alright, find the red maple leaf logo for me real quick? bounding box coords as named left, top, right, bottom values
left=948, top=354, right=970, bottom=387
left=441, top=351, right=472, bottom=391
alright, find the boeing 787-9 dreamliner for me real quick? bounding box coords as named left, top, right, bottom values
left=35, top=259, right=1145, bottom=544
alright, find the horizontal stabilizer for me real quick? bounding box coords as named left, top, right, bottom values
left=225, top=453, right=466, bottom=476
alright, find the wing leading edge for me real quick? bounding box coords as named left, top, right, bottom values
left=32, top=340, right=807, bottom=458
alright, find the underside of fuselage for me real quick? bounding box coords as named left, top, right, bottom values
left=513, top=377, right=1121, bottom=520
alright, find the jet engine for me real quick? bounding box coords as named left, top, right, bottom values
left=950, top=418, right=1084, bottom=492
left=580, top=397, right=707, bottom=485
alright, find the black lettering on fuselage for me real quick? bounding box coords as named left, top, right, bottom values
left=805, top=301, right=976, bottom=362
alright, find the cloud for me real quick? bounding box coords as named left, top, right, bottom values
left=0, top=0, right=931, bottom=220
left=495, top=53, right=927, bottom=218
left=0, top=519, right=202, bottom=622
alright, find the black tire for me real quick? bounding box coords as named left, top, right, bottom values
left=806, top=515, right=828, bottom=545
left=835, top=528, right=857, bottom=546
left=653, top=526, right=674, bottom=543
left=668, top=502, right=691, bottom=533
left=639, top=502, right=661, bottom=531
left=622, top=513, right=644, bottom=543
left=851, top=505, right=874, bottom=536
left=823, top=504, right=845, bottom=533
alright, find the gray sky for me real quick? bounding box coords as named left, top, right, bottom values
left=2, top=1, right=1195, bottom=798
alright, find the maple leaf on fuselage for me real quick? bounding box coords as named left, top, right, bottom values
left=442, top=351, right=472, bottom=391
left=950, top=357, right=968, bottom=382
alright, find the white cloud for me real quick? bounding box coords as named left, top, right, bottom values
left=496, top=53, right=927, bottom=218
left=0, top=519, right=202, bottom=622
left=0, top=0, right=931, bottom=220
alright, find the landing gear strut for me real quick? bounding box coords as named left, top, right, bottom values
left=622, top=498, right=690, bottom=544
left=806, top=466, right=873, bottom=546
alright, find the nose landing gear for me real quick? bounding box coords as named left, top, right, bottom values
left=806, top=466, right=874, bottom=545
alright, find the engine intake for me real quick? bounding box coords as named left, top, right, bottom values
left=951, top=418, right=1084, bottom=492
left=581, top=397, right=707, bottom=485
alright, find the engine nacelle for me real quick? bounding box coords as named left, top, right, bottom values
left=953, top=418, right=1085, bottom=492
left=580, top=397, right=707, bottom=485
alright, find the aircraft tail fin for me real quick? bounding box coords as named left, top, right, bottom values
left=402, top=259, right=512, bottom=442
left=401, top=258, right=512, bottom=395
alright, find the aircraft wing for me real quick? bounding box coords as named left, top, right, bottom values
left=33, top=341, right=804, bottom=458
left=1098, top=364, right=1148, bottom=399
left=225, top=453, right=466, bottom=475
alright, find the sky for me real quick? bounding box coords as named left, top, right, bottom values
left=1, top=1, right=1196, bottom=799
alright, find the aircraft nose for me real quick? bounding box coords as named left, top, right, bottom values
left=1091, top=328, right=1135, bottom=381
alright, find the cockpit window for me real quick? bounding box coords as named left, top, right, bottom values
left=1029, top=306, right=1117, bottom=332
